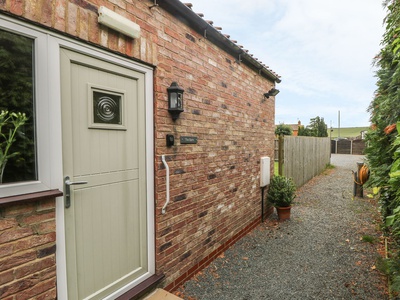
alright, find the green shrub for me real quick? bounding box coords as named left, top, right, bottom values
left=267, top=175, right=296, bottom=207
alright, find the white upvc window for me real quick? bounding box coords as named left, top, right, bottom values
left=0, top=18, right=53, bottom=197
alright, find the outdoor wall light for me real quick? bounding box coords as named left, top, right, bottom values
left=167, top=82, right=184, bottom=121
left=264, top=88, right=280, bottom=98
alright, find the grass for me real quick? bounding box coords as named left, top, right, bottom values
left=330, top=127, right=369, bottom=139
left=361, top=235, right=377, bottom=244
left=325, top=163, right=335, bottom=170
left=274, top=162, right=335, bottom=177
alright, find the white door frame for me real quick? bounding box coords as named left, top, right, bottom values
left=49, top=37, right=155, bottom=299
left=0, top=15, right=155, bottom=299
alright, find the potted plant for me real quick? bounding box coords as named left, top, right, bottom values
left=0, top=110, right=28, bottom=184
left=267, top=175, right=296, bottom=221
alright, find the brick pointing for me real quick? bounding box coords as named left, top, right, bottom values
left=0, top=199, right=56, bottom=299
left=0, top=0, right=277, bottom=294
left=153, top=16, right=275, bottom=286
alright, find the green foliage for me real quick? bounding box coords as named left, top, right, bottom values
left=298, top=125, right=312, bottom=136
left=298, top=116, right=328, bottom=137
left=361, top=235, right=377, bottom=243
left=366, top=0, right=400, bottom=221
left=0, top=28, right=36, bottom=183
left=275, top=124, right=292, bottom=136
left=0, top=111, right=28, bottom=183
left=377, top=255, right=400, bottom=293
left=309, top=116, right=328, bottom=137
left=382, top=123, right=400, bottom=237
left=367, top=1, right=400, bottom=295
left=325, top=163, right=335, bottom=170
left=267, top=175, right=296, bottom=207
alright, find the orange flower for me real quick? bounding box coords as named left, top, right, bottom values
left=384, top=123, right=397, bottom=135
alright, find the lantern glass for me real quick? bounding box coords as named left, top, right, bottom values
left=167, top=82, right=184, bottom=120
left=170, top=92, right=178, bottom=109
left=176, top=93, right=182, bottom=109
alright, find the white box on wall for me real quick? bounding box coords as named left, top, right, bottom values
left=260, top=156, right=271, bottom=187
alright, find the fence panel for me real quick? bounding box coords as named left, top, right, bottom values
left=337, top=139, right=352, bottom=154
left=283, top=136, right=331, bottom=188
left=330, top=139, right=366, bottom=155
left=352, top=140, right=366, bottom=155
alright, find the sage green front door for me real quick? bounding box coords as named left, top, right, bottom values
left=61, top=49, right=148, bottom=300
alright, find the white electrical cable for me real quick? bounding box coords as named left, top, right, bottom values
left=161, top=155, right=170, bottom=214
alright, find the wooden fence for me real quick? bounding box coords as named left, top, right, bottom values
left=276, top=136, right=331, bottom=188
left=331, top=139, right=365, bottom=155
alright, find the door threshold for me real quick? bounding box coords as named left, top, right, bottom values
left=143, top=289, right=183, bottom=300
left=116, top=274, right=165, bottom=300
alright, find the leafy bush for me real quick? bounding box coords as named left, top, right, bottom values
left=366, top=1, right=400, bottom=295
left=366, top=0, right=400, bottom=232
left=298, top=116, right=328, bottom=137
left=267, top=175, right=296, bottom=207
left=377, top=254, right=400, bottom=293
left=0, top=111, right=27, bottom=183
left=275, top=124, right=292, bottom=136
left=0, top=30, right=36, bottom=183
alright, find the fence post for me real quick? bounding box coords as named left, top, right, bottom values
left=335, top=140, right=338, bottom=154
left=278, top=134, right=284, bottom=175
left=350, top=140, right=353, bottom=155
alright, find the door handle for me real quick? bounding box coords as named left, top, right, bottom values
left=64, top=176, right=88, bottom=208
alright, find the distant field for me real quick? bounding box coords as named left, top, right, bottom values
left=330, top=127, right=369, bottom=138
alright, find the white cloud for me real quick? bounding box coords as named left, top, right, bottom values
left=184, top=0, right=385, bottom=126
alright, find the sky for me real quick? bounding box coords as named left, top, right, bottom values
left=183, top=0, right=386, bottom=128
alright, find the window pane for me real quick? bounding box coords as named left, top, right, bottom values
left=93, top=91, right=122, bottom=125
left=0, top=29, right=36, bottom=184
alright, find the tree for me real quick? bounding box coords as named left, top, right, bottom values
left=275, top=124, right=292, bottom=136
left=298, top=116, right=328, bottom=137
left=309, top=116, right=328, bottom=137
left=298, top=125, right=312, bottom=136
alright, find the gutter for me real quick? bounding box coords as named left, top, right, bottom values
left=155, top=0, right=282, bottom=83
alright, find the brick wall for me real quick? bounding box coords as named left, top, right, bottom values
left=0, top=199, right=57, bottom=299
left=152, top=10, right=275, bottom=289
left=0, top=0, right=276, bottom=293
left=1, top=0, right=159, bottom=65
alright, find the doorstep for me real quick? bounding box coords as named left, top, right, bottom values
left=142, top=289, right=183, bottom=300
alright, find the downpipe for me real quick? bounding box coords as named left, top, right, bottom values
left=161, top=155, right=170, bottom=214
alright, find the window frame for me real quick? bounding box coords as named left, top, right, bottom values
left=0, top=18, right=53, bottom=197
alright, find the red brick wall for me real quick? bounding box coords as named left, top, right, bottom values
left=0, top=199, right=57, bottom=299
left=1, top=0, right=276, bottom=293
left=152, top=8, right=275, bottom=289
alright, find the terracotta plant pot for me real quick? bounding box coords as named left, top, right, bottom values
left=276, top=206, right=291, bottom=221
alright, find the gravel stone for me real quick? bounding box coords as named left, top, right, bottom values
left=179, top=154, right=387, bottom=300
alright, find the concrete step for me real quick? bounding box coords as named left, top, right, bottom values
left=143, top=289, right=183, bottom=300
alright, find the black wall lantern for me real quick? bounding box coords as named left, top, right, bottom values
left=167, top=82, right=184, bottom=121
left=264, top=88, right=280, bottom=99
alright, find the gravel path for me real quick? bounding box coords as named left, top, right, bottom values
left=178, top=154, right=387, bottom=300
